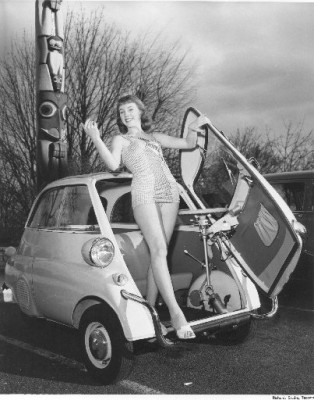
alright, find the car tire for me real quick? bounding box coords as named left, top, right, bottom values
left=79, top=304, right=134, bottom=385
left=215, top=318, right=256, bottom=345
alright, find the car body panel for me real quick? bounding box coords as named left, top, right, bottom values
left=9, top=174, right=157, bottom=341
left=228, top=176, right=301, bottom=296
left=180, top=108, right=303, bottom=297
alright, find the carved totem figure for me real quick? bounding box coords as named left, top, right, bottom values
left=36, top=0, right=68, bottom=190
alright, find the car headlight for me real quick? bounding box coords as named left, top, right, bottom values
left=81, top=237, right=115, bottom=268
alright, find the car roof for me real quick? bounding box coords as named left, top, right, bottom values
left=264, top=170, right=314, bottom=181
left=43, top=171, right=133, bottom=190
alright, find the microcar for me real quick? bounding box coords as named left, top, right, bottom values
left=3, top=108, right=305, bottom=384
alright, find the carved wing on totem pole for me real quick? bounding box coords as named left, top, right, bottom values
left=35, top=0, right=68, bottom=190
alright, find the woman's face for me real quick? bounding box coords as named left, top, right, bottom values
left=119, top=102, right=142, bottom=131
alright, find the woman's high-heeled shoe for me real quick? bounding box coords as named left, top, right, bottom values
left=171, top=313, right=196, bottom=340
left=175, top=325, right=196, bottom=340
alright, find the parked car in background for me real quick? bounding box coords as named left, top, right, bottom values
left=265, top=170, right=314, bottom=307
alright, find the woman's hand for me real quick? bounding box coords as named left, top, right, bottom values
left=188, top=114, right=211, bottom=132
left=81, top=119, right=101, bottom=142
left=80, top=120, right=123, bottom=171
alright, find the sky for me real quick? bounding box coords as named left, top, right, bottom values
left=0, top=0, right=314, bottom=137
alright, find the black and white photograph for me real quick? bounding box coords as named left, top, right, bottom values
left=0, top=0, right=313, bottom=397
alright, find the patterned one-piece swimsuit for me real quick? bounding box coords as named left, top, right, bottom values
left=121, top=133, right=180, bottom=209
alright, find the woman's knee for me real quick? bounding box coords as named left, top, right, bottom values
left=150, top=242, right=168, bottom=259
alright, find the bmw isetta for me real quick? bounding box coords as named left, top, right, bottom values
left=3, top=108, right=305, bottom=384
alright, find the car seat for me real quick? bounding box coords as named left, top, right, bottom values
left=114, top=231, right=193, bottom=296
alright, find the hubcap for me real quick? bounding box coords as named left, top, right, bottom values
left=85, top=322, right=112, bottom=369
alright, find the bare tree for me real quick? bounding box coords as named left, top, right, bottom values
left=225, top=124, right=314, bottom=174
left=64, top=8, right=196, bottom=174
left=0, top=34, right=37, bottom=228
left=189, top=122, right=314, bottom=207
left=0, top=7, right=196, bottom=242
left=270, top=121, right=314, bottom=172
left=230, top=127, right=281, bottom=173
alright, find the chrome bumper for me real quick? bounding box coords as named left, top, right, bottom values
left=250, top=296, right=279, bottom=319
left=121, top=289, right=271, bottom=344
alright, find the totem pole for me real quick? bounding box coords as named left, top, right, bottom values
left=35, top=0, right=68, bottom=191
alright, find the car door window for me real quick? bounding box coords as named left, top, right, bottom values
left=28, top=188, right=64, bottom=228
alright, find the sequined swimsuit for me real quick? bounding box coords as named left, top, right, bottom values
left=121, top=134, right=180, bottom=209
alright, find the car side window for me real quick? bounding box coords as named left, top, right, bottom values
left=28, top=188, right=65, bottom=228
left=110, top=192, right=135, bottom=223
left=272, top=182, right=305, bottom=212
left=59, top=186, right=94, bottom=227
left=28, top=185, right=96, bottom=230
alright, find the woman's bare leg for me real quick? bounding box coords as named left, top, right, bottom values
left=146, top=202, right=178, bottom=306
left=159, top=202, right=194, bottom=332
left=133, top=203, right=180, bottom=317
left=134, top=202, right=194, bottom=337
left=146, top=268, right=159, bottom=306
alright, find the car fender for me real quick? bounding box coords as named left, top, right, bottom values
left=72, top=297, right=105, bottom=328
left=71, top=290, right=156, bottom=342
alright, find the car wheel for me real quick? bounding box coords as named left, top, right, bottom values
left=215, top=318, right=256, bottom=345
left=80, top=304, right=134, bottom=385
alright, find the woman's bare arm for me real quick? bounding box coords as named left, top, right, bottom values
left=81, top=119, right=123, bottom=171
left=153, top=114, right=211, bottom=150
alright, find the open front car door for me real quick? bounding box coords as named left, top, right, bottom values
left=180, top=107, right=303, bottom=298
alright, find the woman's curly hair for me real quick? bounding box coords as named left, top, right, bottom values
left=116, top=94, right=152, bottom=133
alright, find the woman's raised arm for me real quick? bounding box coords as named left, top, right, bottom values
left=81, top=119, right=123, bottom=171
left=153, top=114, right=211, bottom=150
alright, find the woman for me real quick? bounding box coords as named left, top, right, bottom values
left=82, top=95, right=208, bottom=339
